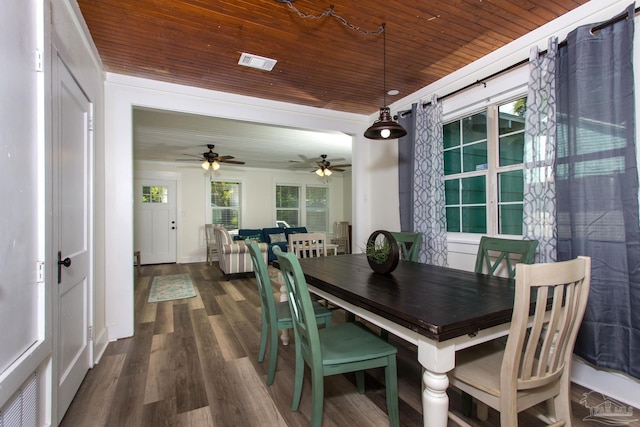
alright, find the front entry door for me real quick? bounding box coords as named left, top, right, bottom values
left=134, top=179, right=178, bottom=264
left=54, top=56, right=92, bottom=423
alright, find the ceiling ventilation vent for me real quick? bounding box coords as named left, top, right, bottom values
left=238, top=53, right=277, bottom=71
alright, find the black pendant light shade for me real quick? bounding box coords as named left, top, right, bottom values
left=364, top=24, right=407, bottom=140
left=364, top=107, right=407, bottom=139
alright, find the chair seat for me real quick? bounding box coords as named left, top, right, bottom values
left=450, top=340, right=504, bottom=398
left=319, top=322, right=397, bottom=365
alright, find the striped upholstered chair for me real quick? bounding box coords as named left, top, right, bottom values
left=213, top=226, right=268, bottom=280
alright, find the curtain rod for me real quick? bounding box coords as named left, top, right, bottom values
left=415, top=6, right=640, bottom=111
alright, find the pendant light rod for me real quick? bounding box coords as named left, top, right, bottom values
left=364, top=23, right=407, bottom=140
left=382, top=22, right=387, bottom=109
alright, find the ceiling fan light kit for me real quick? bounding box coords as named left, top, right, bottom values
left=177, top=144, right=245, bottom=170
left=313, top=154, right=348, bottom=177
left=202, top=160, right=220, bottom=171
left=364, top=23, right=407, bottom=140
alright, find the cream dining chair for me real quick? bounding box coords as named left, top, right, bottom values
left=448, top=256, right=591, bottom=426
left=288, top=232, right=327, bottom=258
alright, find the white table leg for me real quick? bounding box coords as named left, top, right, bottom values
left=422, top=369, right=450, bottom=426
left=418, top=340, right=455, bottom=427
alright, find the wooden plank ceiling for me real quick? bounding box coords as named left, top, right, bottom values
left=77, top=0, right=588, bottom=116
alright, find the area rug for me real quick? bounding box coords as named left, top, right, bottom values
left=148, top=274, right=196, bottom=303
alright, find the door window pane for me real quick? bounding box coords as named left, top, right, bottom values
left=142, top=186, right=168, bottom=203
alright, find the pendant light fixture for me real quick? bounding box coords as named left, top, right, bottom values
left=364, top=23, right=407, bottom=140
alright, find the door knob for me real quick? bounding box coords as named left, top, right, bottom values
left=59, top=257, right=71, bottom=267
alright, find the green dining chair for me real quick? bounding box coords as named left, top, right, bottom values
left=246, top=241, right=332, bottom=386
left=389, top=231, right=422, bottom=262
left=462, top=235, right=539, bottom=417
left=273, top=246, right=399, bottom=427
left=474, top=236, right=538, bottom=278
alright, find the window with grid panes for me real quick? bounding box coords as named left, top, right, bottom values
left=211, top=181, right=241, bottom=229
left=444, top=97, right=526, bottom=235
left=276, top=185, right=300, bottom=227
left=306, top=186, right=329, bottom=232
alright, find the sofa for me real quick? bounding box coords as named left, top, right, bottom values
left=235, top=226, right=308, bottom=262
left=213, top=226, right=268, bottom=280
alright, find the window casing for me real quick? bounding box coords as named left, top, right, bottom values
left=211, top=181, right=241, bottom=229
left=444, top=97, right=526, bottom=236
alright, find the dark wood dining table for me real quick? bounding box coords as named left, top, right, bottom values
left=294, top=254, right=518, bottom=427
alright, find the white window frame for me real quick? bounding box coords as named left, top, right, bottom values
left=443, top=95, right=526, bottom=238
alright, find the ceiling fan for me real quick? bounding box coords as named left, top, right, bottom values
left=313, top=154, right=351, bottom=177
left=176, top=144, right=245, bottom=171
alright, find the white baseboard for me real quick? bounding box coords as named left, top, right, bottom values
left=572, top=356, right=640, bottom=408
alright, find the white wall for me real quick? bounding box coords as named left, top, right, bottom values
left=134, top=161, right=348, bottom=263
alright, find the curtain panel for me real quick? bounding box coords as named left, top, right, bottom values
left=413, top=96, right=448, bottom=266
left=523, top=38, right=558, bottom=263
left=556, top=4, right=640, bottom=377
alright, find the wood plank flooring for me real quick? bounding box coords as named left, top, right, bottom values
left=60, top=262, right=640, bottom=426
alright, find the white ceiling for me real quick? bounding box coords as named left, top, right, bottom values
left=132, top=107, right=353, bottom=172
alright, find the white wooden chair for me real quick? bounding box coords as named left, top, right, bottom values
left=448, top=256, right=591, bottom=426
left=288, top=232, right=327, bottom=258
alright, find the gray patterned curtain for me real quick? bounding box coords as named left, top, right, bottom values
left=556, top=4, right=640, bottom=378
left=523, top=38, right=558, bottom=263
left=414, top=96, right=448, bottom=266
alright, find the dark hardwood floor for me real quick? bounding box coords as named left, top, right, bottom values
left=60, top=262, right=640, bottom=426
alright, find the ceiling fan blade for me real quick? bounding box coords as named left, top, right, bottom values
left=217, top=155, right=235, bottom=160
left=219, top=159, right=245, bottom=164
left=331, top=168, right=346, bottom=172
left=181, top=153, right=204, bottom=159
left=330, top=164, right=351, bottom=168
left=175, top=158, right=203, bottom=162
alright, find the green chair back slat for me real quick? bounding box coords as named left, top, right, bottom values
left=273, top=246, right=399, bottom=427
left=247, top=241, right=332, bottom=386
left=389, top=232, right=422, bottom=262
left=474, top=236, right=538, bottom=279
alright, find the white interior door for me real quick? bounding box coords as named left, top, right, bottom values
left=134, top=179, right=178, bottom=264
left=54, top=56, right=92, bottom=423
left=0, top=0, right=50, bottom=419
